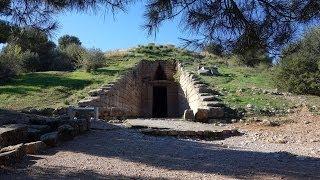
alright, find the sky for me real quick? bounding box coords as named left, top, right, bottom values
left=53, top=2, right=188, bottom=51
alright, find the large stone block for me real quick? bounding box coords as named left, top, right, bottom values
left=183, top=109, right=194, bottom=121
left=208, top=107, right=225, bottom=118
left=0, top=124, right=27, bottom=148
left=40, top=132, right=58, bottom=147
left=194, top=109, right=209, bottom=122
left=0, top=143, right=25, bottom=166
left=110, top=107, right=126, bottom=117
left=25, top=141, right=46, bottom=154
left=58, top=124, right=75, bottom=141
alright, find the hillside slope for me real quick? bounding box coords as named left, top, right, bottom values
left=0, top=44, right=319, bottom=117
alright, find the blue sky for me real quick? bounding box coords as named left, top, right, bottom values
left=53, top=2, right=188, bottom=51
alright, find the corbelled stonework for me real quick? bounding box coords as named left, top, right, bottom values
left=79, top=60, right=225, bottom=122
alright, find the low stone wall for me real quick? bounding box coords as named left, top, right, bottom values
left=176, top=63, right=225, bottom=122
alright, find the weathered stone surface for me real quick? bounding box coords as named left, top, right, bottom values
left=78, top=97, right=100, bottom=107
left=58, top=124, right=75, bottom=141
left=208, top=107, right=225, bottom=118
left=40, top=132, right=58, bottom=147
left=25, top=141, right=46, bottom=154
left=53, top=107, right=68, bottom=116
left=110, top=107, right=125, bottom=117
left=195, top=109, right=209, bottom=122
left=28, top=124, right=51, bottom=134
left=77, top=119, right=90, bottom=133
left=0, top=143, right=25, bottom=165
left=77, top=61, right=227, bottom=122
left=27, top=128, right=42, bottom=141
left=0, top=124, right=27, bottom=148
left=29, top=116, right=62, bottom=129
left=183, top=109, right=194, bottom=121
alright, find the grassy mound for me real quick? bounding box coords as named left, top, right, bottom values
left=0, top=44, right=319, bottom=116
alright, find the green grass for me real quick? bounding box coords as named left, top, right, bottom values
left=184, top=58, right=298, bottom=113
left=0, top=59, right=137, bottom=110
left=1, top=44, right=319, bottom=115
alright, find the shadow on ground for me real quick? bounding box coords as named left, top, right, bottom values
left=1, top=122, right=320, bottom=179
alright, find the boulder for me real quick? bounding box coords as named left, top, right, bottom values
left=0, top=143, right=25, bottom=165
left=195, top=109, right=209, bottom=122
left=29, top=116, right=63, bottom=129
left=40, top=132, right=58, bottom=147
left=58, top=124, right=75, bottom=141
left=183, top=109, right=194, bottom=121
left=208, top=107, right=225, bottom=118
left=77, top=119, right=90, bottom=133
left=28, top=124, right=51, bottom=134
left=0, top=124, right=27, bottom=148
left=27, top=128, right=42, bottom=142
left=27, top=124, right=51, bottom=141
left=25, top=141, right=46, bottom=154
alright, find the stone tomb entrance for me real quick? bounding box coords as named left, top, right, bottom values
left=152, top=86, right=167, bottom=118
left=141, top=61, right=183, bottom=118
left=79, top=60, right=226, bottom=122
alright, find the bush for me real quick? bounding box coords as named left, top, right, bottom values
left=60, top=44, right=86, bottom=69
left=82, top=49, right=106, bottom=72
left=0, top=45, right=36, bottom=82
left=276, top=27, right=320, bottom=95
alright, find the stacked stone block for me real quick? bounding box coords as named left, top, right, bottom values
left=78, top=60, right=226, bottom=122
left=177, top=63, right=225, bottom=122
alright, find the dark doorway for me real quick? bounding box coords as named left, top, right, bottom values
left=152, top=86, right=167, bottom=118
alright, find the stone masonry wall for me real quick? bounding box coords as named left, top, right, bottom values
left=177, top=63, right=225, bottom=122
left=78, top=63, right=143, bottom=118
left=78, top=60, right=226, bottom=122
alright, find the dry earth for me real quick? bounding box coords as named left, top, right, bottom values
left=1, top=108, right=320, bottom=179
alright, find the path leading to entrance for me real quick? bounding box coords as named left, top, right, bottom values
left=1, top=120, right=320, bottom=179
left=124, top=119, right=230, bottom=131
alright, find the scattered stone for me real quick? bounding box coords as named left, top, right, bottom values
left=0, top=143, right=25, bottom=166
left=28, top=124, right=51, bottom=134
left=40, top=132, right=58, bottom=147
left=274, top=138, right=288, bottom=144
left=0, top=124, right=27, bottom=148
left=27, top=128, right=42, bottom=142
left=183, top=109, right=194, bottom=121
left=53, top=107, right=68, bottom=116
left=58, top=124, right=75, bottom=141
left=25, top=141, right=46, bottom=154
left=246, top=104, right=254, bottom=110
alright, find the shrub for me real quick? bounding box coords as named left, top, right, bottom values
left=0, top=45, right=32, bottom=82
left=275, top=27, right=320, bottom=95
left=82, top=49, right=106, bottom=72
left=60, top=44, right=86, bottom=69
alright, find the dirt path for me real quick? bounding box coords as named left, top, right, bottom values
left=1, top=119, right=320, bottom=180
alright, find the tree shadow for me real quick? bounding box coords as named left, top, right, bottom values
left=2, top=73, right=96, bottom=91
left=4, top=123, right=318, bottom=179
left=92, top=68, right=122, bottom=76
left=0, top=87, right=37, bottom=95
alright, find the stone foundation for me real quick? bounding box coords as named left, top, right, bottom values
left=79, top=60, right=226, bottom=122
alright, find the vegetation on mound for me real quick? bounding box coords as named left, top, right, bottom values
left=0, top=60, right=135, bottom=110
left=0, top=43, right=319, bottom=117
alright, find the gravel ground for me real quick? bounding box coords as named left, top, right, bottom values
left=124, top=119, right=230, bottom=131
left=1, top=117, right=320, bottom=180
